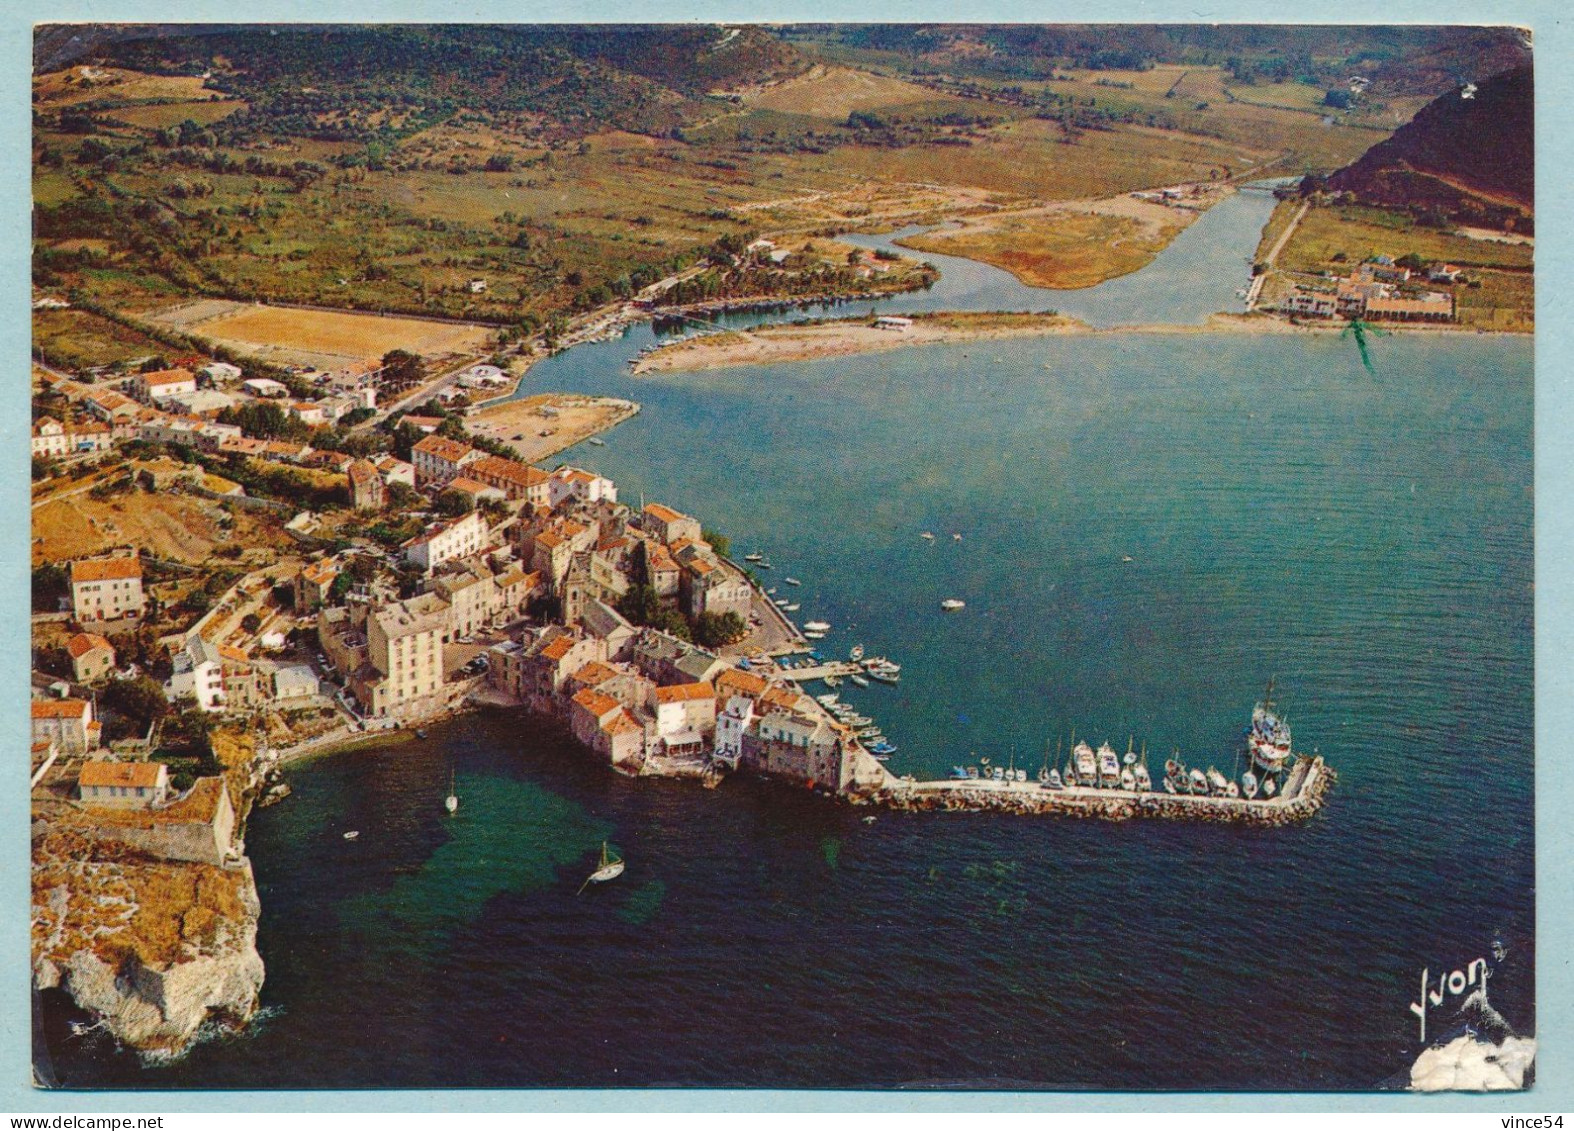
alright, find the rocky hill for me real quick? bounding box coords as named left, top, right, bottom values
left=1328, top=65, right=1532, bottom=233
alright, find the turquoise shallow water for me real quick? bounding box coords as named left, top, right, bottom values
left=41, top=190, right=1534, bottom=1091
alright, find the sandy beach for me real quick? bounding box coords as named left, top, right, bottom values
left=629, top=311, right=1521, bottom=375
left=464, top=392, right=640, bottom=463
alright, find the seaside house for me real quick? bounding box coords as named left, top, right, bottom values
left=78, top=760, right=171, bottom=809
left=548, top=467, right=618, bottom=508
left=640, top=502, right=703, bottom=546
left=352, top=592, right=452, bottom=721
left=648, top=681, right=717, bottom=758
left=70, top=554, right=146, bottom=622
left=714, top=694, right=756, bottom=768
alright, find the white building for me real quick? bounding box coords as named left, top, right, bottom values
left=78, top=760, right=170, bottom=808
left=549, top=466, right=618, bottom=508
left=166, top=637, right=225, bottom=710
left=241, top=378, right=289, bottom=399
left=715, top=694, right=755, bottom=768
left=70, top=555, right=146, bottom=622
left=404, top=509, right=489, bottom=574
left=32, top=418, right=71, bottom=459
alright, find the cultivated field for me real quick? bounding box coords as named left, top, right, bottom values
left=746, top=64, right=962, bottom=118
left=108, top=100, right=243, bottom=129
left=33, top=308, right=171, bottom=370
left=149, top=301, right=497, bottom=367
left=897, top=193, right=1196, bottom=289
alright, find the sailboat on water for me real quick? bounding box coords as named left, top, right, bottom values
left=577, top=841, right=625, bottom=894
left=444, top=767, right=459, bottom=815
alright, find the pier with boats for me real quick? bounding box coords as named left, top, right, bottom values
left=872, top=680, right=1335, bottom=824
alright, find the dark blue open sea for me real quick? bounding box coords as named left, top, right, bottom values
left=41, top=189, right=1533, bottom=1091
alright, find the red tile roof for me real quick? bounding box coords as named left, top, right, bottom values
left=71, top=556, right=142, bottom=583
left=32, top=698, right=91, bottom=719
left=654, top=681, right=715, bottom=704
left=66, top=632, right=114, bottom=659
left=79, top=760, right=166, bottom=789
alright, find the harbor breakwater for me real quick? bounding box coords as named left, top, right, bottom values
left=870, top=757, right=1334, bottom=824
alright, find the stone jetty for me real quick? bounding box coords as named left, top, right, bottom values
left=867, top=755, right=1336, bottom=825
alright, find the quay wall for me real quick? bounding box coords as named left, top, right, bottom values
left=869, top=757, right=1335, bottom=825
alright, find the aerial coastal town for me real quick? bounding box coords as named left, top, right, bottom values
left=27, top=22, right=1531, bottom=1088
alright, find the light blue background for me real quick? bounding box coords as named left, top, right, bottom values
left=1, top=0, right=1565, bottom=1113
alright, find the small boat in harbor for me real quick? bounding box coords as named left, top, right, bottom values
left=1097, top=743, right=1121, bottom=788
left=1226, top=781, right=1241, bottom=799
left=745, top=553, right=764, bottom=562
left=867, top=669, right=899, bottom=685
left=577, top=841, right=625, bottom=894
left=1120, top=767, right=1136, bottom=792
left=940, top=598, right=966, bottom=611
left=1045, top=768, right=1064, bottom=790
left=849, top=644, right=865, bottom=661
left=823, top=674, right=841, bottom=688
left=816, top=693, right=839, bottom=705
left=1242, top=770, right=1260, bottom=799
left=1189, top=768, right=1209, bottom=794
left=445, top=767, right=459, bottom=815
left=952, top=533, right=963, bottom=541
left=1133, top=762, right=1152, bottom=791
left=1074, top=741, right=1097, bottom=786
left=920, top=532, right=936, bottom=541
left=1206, top=767, right=1229, bottom=795
left=804, top=630, right=826, bottom=640
left=766, top=587, right=777, bottom=595
left=784, top=603, right=800, bottom=612
left=343, top=831, right=359, bottom=840
left=757, top=560, right=773, bottom=569
left=950, top=766, right=969, bottom=779
left=804, top=620, right=831, bottom=633
left=587, top=437, right=606, bottom=446
left=784, top=577, right=802, bottom=586
left=966, top=765, right=980, bottom=779
left=849, top=673, right=869, bottom=688
left=1245, top=677, right=1294, bottom=775
left=1262, top=774, right=1278, bottom=799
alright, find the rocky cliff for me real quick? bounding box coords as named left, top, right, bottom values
left=31, top=823, right=266, bottom=1058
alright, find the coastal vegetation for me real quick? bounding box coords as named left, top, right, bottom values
left=32, top=24, right=1529, bottom=371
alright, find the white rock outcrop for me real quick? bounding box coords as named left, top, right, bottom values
left=1410, top=1035, right=1536, bottom=1091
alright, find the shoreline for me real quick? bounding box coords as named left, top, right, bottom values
left=630, top=310, right=1529, bottom=375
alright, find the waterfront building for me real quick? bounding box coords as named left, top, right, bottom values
left=78, top=761, right=170, bottom=809
left=548, top=466, right=618, bottom=508
left=714, top=694, right=756, bottom=768
left=467, top=455, right=553, bottom=505
left=510, top=627, right=607, bottom=709
left=31, top=698, right=101, bottom=756
left=641, top=502, right=703, bottom=546
left=646, top=543, right=681, bottom=603
left=70, top=554, right=146, bottom=622
left=679, top=553, right=753, bottom=621
left=567, top=660, right=655, bottom=715
left=714, top=666, right=770, bottom=706
left=412, top=435, right=484, bottom=487
left=649, top=681, right=717, bottom=757
left=404, top=510, right=489, bottom=574
left=66, top=632, right=116, bottom=683
left=354, top=592, right=451, bottom=720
